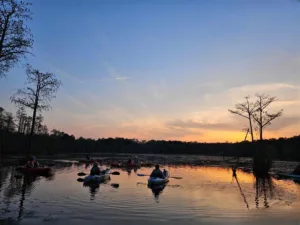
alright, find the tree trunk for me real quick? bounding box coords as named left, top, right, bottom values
left=0, top=130, right=3, bottom=162
left=259, top=108, right=263, bottom=140
left=0, top=15, right=10, bottom=57
left=28, top=99, right=38, bottom=158
left=248, top=112, right=254, bottom=142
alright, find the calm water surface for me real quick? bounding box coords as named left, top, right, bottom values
left=1, top=162, right=300, bottom=225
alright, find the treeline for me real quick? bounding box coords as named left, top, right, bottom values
left=0, top=106, right=300, bottom=161
left=0, top=107, right=48, bottom=135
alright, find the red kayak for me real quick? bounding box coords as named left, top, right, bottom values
left=17, top=166, right=51, bottom=174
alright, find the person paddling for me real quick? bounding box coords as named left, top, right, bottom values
left=25, top=156, right=39, bottom=168
left=90, top=162, right=101, bottom=176
left=150, top=165, right=165, bottom=179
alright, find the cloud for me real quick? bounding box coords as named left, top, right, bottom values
left=267, top=116, right=300, bottom=130
left=115, top=76, right=133, bottom=80
left=166, top=119, right=242, bottom=131
left=65, top=95, right=89, bottom=109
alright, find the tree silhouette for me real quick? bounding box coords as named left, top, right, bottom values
left=3, top=111, right=15, bottom=132
left=10, top=64, right=61, bottom=156
left=16, top=107, right=26, bottom=133
left=252, top=94, right=283, bottom=140
left=0, top=0, right=33, bottom=77
left=229, top=96, right=257, bottom=142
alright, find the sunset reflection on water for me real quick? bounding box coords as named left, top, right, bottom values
left=1, top=163, right=300, bottom=225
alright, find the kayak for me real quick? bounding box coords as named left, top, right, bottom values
left=16, top=166, right=51, bottom=174
left=83, top=169, right=111, bottom=184
left=148, top=170, right=169, bottom=185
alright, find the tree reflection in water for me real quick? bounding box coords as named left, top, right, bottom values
left=231, top=167, right=275, bottom=209
left=254, top=174, right=274, bottom=209
left=231, top=167, right=249, bottom=210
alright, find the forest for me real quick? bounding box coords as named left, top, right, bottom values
left=0, top=105, right=299, bottom=161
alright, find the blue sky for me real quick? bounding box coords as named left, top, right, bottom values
left=1, top=0, right=300, bottom=142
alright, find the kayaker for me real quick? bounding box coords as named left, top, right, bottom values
left=25, top=156, right=39, bottom=168
left=90, top=162, right=101, bottom=176
left=150, top=165, right=165, bottom=179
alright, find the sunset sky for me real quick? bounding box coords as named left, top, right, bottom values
left=0, top=0, right=300, bottom=142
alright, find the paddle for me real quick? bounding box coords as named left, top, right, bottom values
left=77, top=178, right=120, bottom=188
left=137, top=174, right=183, bottom=179
left=77, top=171, right=120, bottom=176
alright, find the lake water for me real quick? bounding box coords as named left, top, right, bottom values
left=1, top=162, right=300, bottom=225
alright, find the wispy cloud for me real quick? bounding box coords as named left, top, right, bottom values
left=115, top=76, right=133, bottom=80
left=102, top=61, right=133, bottom=82
left=166, top=119, right=242, bottom=131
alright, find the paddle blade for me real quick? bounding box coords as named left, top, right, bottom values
left=137, top=174, right=149, bottom=176
left=111, top=183, right=119, bottom=188
left=171, top=176, right=183, bottom=179
left=111, top=171, right=120, bottom=175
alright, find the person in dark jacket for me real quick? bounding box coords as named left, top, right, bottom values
left=25, top=156, right=39, bottom=168
left=90, top=162, right=101, bottom=176
left=150, top=165, right=165, bottom=179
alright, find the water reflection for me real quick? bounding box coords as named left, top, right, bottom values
left=0, top=163, right=72, bottom=221
left=83, top=179, right=111, bottom=200
left=231, top=167, right=249, bottom=210
left=254, top=174, right=274, bottom=209
left=1, top=163, right=300, bottom=224
left=231, top=166, right=275, bottom=209
left=148, top=183, right=167, bottom=201
left=122, top=167, right=139, bottom=177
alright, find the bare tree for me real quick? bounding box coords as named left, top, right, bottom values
left=34, top=114, right=43, bottom=134
left=10, top=64, right=61, bottom=155
left=252, top=94, right=283, bottom=140
left=40, top=124, right=48, bottom=135
left=16, top=106, right=26, bottom=133
left=229, top=96, right=257, bottom=142
left=0, top=0, right=33, bottom=77
left=3, top=111, right=15, bottom=132
left=23, top=115, right=31, bottom=134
